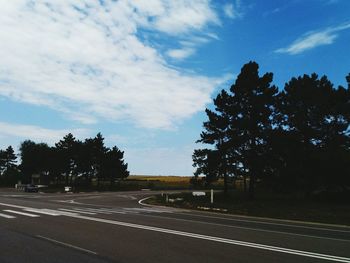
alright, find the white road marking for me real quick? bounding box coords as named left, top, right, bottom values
left=3, top=210, right=40, bottom=217
left=0, top=202, right=28, bottom=209
left=124, top=207, right=171, bottom=213
left=138, top=197, right=350, bottom=233
left=0, top=212, right=16, bottom=219
left=56, top=200, right=80, bottom=204
left=117, top=195, right=137, bottom=200
left=71, top=208, right=114, bottom=214
left=58, top=208, right=96, bottom=215
left=36, top=235, right=97, bottom=255
left=177, top=212, right=350, bottom=234
left=71, top=207, right=127, bottom=215
left=24, top=208, right=61, bottom=216
left=0, top=201, right=349, bottom=261
left=96, top=208, right=126, bottom=214
left=130, top=212, right=350, bottom=243
left=63, top=213, right=350, bottom=263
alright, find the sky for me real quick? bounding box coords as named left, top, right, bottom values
left=0, top=0, right=349, bottom=176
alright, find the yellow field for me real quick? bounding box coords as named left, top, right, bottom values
left=128, top=175, right=191, bottom=183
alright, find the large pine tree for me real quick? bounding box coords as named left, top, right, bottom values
left=194, top=61, right=278, bottom=197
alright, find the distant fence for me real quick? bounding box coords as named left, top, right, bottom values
left=15, top=184, right=26, bottom=191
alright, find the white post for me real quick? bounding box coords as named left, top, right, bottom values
left=166, top=194, right=169, bottom=203
left=211, top=189, right=214, bottom=204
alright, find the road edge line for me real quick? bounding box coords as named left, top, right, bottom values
left=137, top=196, right=350, bottom=230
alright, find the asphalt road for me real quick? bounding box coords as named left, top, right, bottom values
left=0, top=188, right=349, bottom=263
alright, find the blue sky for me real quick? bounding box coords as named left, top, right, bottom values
left=0, top=0, right=349, bottom=175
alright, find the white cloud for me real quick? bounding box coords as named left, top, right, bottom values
left=223, top=1, right=242, bottom=19
left=0, top=121, right=90, bottom=146
left=0, top=1, right=225, bottom=130
left=167, top=47, right=195, bottom=60
left=133, top=0, right=220, bottom=35
left=276, top=22, right=350, bottom=55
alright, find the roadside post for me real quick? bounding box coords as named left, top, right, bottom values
left=211, top=189, right=214, bottom=204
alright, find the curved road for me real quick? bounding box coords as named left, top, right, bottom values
left=0, top=188, right=349, bottom=263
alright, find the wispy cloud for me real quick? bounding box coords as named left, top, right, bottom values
left=0, top=121, right=90, bottom=145
left=223, top=1, right=243, bottom=19
left=276, top=22, right=350, bottom=55
left=0, top=1, right=225, bottom=130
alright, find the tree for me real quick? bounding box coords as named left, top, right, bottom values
left=19, top=140, right=37, bottom=183
left=55, top=133, right=80, bottom=186
left=3, top=146, right=17, bottom=170
left=19, top=141, right=53, bottom=184
left=194, top=61, right=278, bottom=197
left=192, top=149, right=221, bottom=186
left=0, top=149, right=6, bottom=174
left=194, top=89, right=232, bottom=193
left=0, top=146, right=19, bottom=185
left=87, top=133, right=107, bottom=186
left=277, top=73, right=350, bottom=193
left=101, top=146, right=129, bottom=187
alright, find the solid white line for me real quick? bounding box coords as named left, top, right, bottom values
left=63, top=213, right=350, bottom=262
left=138, top=197, right=350, bottom=233
left=131, top=211, right=350, bottom=243
left=125, top=207, right=172, bottom=214
left=71, top=208, right=113, bottom=214
left=73, top=207, right=127, bottom=214
left=24, top=208, right=61, bottom=216
left=177, top=212, right=350, bottom=233
left=58, top=208, right=96, bottom=215
left=138, top=196, right=153, bottom=206
left=92, top=208, right=126, bottom=214
left=36, top=235, right=97, bottom=255
left=3, top=210, right=40, bottom=218
left=0, top=212, right=16, bottom=219
left=1, top=201, right=348, bottom=260
left=0, top=202, right=28, bottom=209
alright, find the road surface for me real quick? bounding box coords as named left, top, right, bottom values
left=0, top=188, right=349, bottom=263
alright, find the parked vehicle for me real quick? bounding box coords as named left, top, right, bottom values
left=24, top=184, right=39, bottom=193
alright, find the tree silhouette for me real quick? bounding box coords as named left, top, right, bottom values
left=55, top=133, right=80, bottom=186
left=277, top=73, right=350, bottom=193
left=194, top=89, right=231, bottom=192
left=193, top=149, right=221, bottom=186
left=194, top=62, right=278, bottom=197
left=85, top=133, right=107, bottom=187
left=0, top=146, right=19, bottom=185
left=101, top=146, right=129, bottom=187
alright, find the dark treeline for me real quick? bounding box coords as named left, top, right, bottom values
left=193, top=61, right=350, bottom=198
left=0, top=133, right=129, bottom=188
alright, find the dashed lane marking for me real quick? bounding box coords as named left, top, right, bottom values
left=0, top=212, right=16, bottom=219
left=24, top=208, right=62, bottom=216
left=3, top=209, right=40, bottom=217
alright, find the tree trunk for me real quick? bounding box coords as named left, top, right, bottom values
left=243, top=175, right=247, bottom=193
left=65, top=174, right=69, bottom=186
left=249, top=174, right=255, bottom=200
left=223, top=173, right=228, bottom=194
left=69, top=174, right=73, bottom=186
